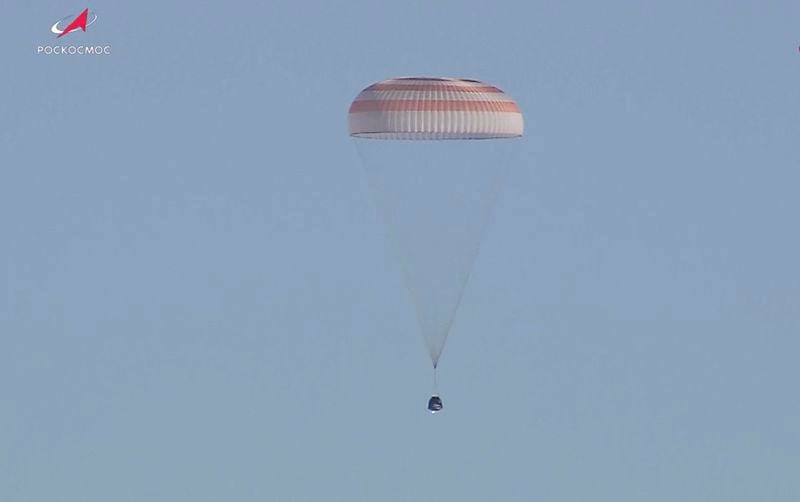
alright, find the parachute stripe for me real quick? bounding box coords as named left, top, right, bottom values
left=349, top=101, right=521, bottom=113
left=366, top=84, right=504, bottom=93
left=354, top=90, right=517, bottom=103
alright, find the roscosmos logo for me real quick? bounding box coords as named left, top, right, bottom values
left=50, top=9, right=97, bottom=38
left=37, top=8, right=111, bottom=55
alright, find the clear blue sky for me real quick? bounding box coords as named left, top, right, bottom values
left=1, top=1, right=799, bottom=500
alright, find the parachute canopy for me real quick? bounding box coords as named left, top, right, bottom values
left=348, top=77, right=523, bottom=140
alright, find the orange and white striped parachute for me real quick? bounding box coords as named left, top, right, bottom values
left=348, top=77, right=523, bottom=140
left=348, top=77, right=524, bottom=403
